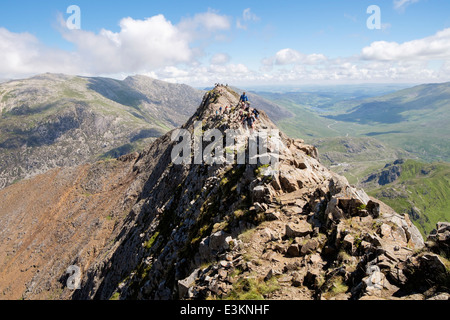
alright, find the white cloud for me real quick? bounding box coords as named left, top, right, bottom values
left=394, top=0, right=420, bottom=11
left=243, top=8, right=260, bottom=22
left=361, top=28, right=450, bottom=61
left=177, top=10, right=231, bottom=38
left=3, top=10, right=450, bottom=87
left=210, top=53, right=231, bottom=65
left=0, top=11, right=231, bottom=79
left=272, top=48, right=327, bottom=65
left=62, top=15, right=194, bottom=74
left=237, top=8, right=260, bottom=30
left=0, top=28, right=81, bottom=78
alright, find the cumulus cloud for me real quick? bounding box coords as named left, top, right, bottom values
left=3, top=10, right=450, bottom=87
left=61, top=15, right=194, bottom=74
left=0, top=10, right=231, bottom=79
left=0, top=28, right=81, bottom=78
left=361, top=28, right=450, bottom=61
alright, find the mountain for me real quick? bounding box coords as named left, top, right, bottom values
left=362, top=159, right=450, bottom=237
left=310, top=137, right=412, bottom=185
left=325, top=82, right=450, bottom=162
left=257, top=82, right=450, bottom=163
left=0, top=73, right=205, bottom=189
left=0, top=85, right=448, bottom=301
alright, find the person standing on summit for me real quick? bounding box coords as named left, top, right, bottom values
left=240, top=92, right=249, bottom=104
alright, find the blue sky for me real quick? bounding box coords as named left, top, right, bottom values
left=1, top=0, right=450, bottom=86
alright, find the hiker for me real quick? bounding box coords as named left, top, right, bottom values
left=219, top=106, right=223, bottom=114
left=240, top=92, right=249, bottom=104
left=243, top=113, right=256, bottom=132
left=252, top=108, right=260, bottom=119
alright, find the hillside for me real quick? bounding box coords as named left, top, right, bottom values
left=362, top=159, right=450, bottom=237
left=325, top=82, right=450, bottom=162
left=0, top=86, right=448, bottom=301
left=0, top=73, right=204, bottom=189
left=311, top=137, right=412, bottom=185
left=258, top=82, right=450, bottom=163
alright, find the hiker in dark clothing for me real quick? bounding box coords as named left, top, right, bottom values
left=243, top=113, right=256, bottom=132
left=252, top=108, right=260, bottom=119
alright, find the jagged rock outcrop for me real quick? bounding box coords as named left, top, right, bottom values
left=363, top=160, right=404, bottom=186
left=0, top=85, right=448, bottom=301
left=427, top=222, right=450, bottom=256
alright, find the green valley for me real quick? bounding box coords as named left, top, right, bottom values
left=366, top=160, right=450, bottom=236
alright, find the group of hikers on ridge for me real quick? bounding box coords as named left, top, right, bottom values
left=215, top=90, right=260, bottom=132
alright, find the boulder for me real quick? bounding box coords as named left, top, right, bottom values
left=380, top=224, right=392, bottom=238
left=287, top=244, right=300, bottom=257
left=178, top=268, right=200, bottom=299
left=209, top=231, right=231, bottom=252
left=264, top=269, right=274, bottom=282
left=427, top=222, right=450, bottom=255
left=403, top=214, right=425, bottom=249
left=366, top=201, right=380, bottom=218
left=252, top=186, right=267, bottom=203
left=342, top=234, right=354, bottom=252
left=285, top=221, right=313, bottom=238
left=419, top=253, right=447, bottom=275
left=279, top=172, right=300, bottom=193
left=291, top=272, right=304, bottom=287
left=303, top=268, right=323, bottom=289
left=265, top=209, right=281, bottom=221
left=301, top=239, right=319, bottom=256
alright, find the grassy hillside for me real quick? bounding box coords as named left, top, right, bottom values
left=325, top=82, right=450, bottom=162
left=367, top=160, right=450, bottom=236
left=311, top=137, right=411, bottom=185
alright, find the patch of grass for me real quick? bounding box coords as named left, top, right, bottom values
left=144, top=232, right=160, bottom=250
left=224, top=275, right=280, bottom=300
left=322, top=276, right=348, bottom=299
left=109, top=292, right=120, bottom=300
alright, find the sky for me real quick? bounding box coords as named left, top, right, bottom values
left=1, top=0, right=450, bottom=86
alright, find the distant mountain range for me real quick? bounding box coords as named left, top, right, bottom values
left=0, top=73, right=205, bottom=189
left=258, top=82, right=450, bottom=163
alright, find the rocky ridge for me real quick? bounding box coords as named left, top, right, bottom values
left=0, top=85, right=448, bottom=300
